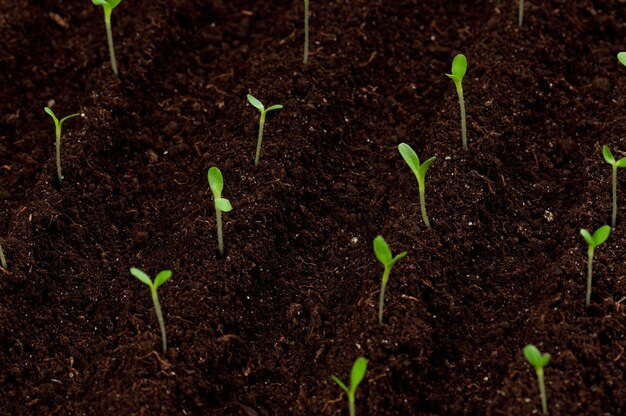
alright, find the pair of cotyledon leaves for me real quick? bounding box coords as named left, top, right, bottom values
left=524, top=344, right=550, bottom=370
left=331, top=357, right=368, bottom=396
left=580, top=225, right=610, bottom=249
left=208, top=167, right=233, bottom=212
left=603, top=145, right=626, bottom=168
left=130, top=267, right=172, bottom=290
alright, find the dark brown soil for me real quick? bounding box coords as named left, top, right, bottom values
left=1, top=0, right=626, bottom=414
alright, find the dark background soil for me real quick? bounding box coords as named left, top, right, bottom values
left=1, top=0, right=626, bottom=414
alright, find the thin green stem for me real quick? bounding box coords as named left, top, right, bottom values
left=255, top=112, right=266, bottom=166
left=586, top=247, right=594, bottom=308
left=378, top=267, right=390, bottom=324
left=0, top=243, right=6, bottom=270
left=216, top=208, right=224, bottom=256
left=537, top=368, right=548, bottom=415
left=55, top=126, right=63, bottom=185
left=303, top=0, right=309, bottom=64
left=612, top=165, right=617, bottom=228
left=104, top=9, right=118, bottom=77
left=456, top=83, right=467, bottom=150
left=348, top=392, right=356, bottom=416
left=151, top=287, right=167, bottom=354
left=518, top=0, right=524, bottom=28
left=419, top=187, right=431, bottom=228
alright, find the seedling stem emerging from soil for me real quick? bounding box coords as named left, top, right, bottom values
left=373, top=236, right=407, bottom=324
left=446, top=54, right=468, bottom=149
left=331, top=356, right=368, bottom=416
left=524, top=344, right=550, bottom=415
left=208, top=167, right=233, bottom=256
left=602, top=145, right=626, bottom=228
left=247, top=94, right=283, bottom=165
left=518, top=0, right=525, bottom=27
left=92, top=0, right=122, bottom=77
left=0, top=244, right=6, bottom=270
left=398, top=143, right=436, bottom=228
left=303, top=0, right=310, bottom=64
left=130, top=267, right=172, bottom=354
left=44, top=107, right=80, bottom=185
left=580, top=225, right=610, bottom=308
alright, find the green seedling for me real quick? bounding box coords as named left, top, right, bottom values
left=398, top=143, right=436, bottom=228
left=445, top=54, right=468, bottom=149
left=92, top=0, right=122, bottom=77
left=208, top=167, right=233, bottom=256
left=44, top=107, right=80, bottom=185
left=618, top=52, right=626, bottom=67
left=602, top=145, right=626, bottom=228
left=0, top=244, right=6, bottom=270
left=523, top=344, right=550, bottom=415
left=247, top=94, right=283, bottom=165
left=303, top=0, right=310, bottom=63
left=518, top=0, right=525, bottom=27
left=130, top=267, right=172, bottom=354
left=373, top=236, right=407, bottom=324
left=580, top=225, right=610, bottom=308
left=331, top=356, right=368, bottom=416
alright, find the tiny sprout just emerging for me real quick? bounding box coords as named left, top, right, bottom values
left=373, top=236, right=407, bottom=324
left=602, top=145, right=626, bottom=228
left=580, top=225, right=610, bottom=308
left=92, top=0, right=122, bottom=77
left=398, top=143, right=436, bottom=228
left=446, top=54, right=468, bottom=149
left=44, top=107, right=80, bottom=185
left=130, top=267, right=172, bottom=354
left=331, top=356, right=368, bottom=416
left=303, top=0, right=310, bottom=64
left=247, top=94, right=283, bottom=165
left=524, top=344, right=550, bottom=415
left=208, top=167, right=233, bottom=256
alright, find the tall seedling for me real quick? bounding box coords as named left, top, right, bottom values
left=602, top=145, right=626, bottom=228
left=524, top=344, right=550, bottom=415
left=373, top=236, right=407, bottom=324
left=44, top=107, right=80, bottom=186
left=398, top=143, right=436, bottom=228
left=92, top=0, right=122, bottom=77
left=331, top=357, right=368, bottom=416
left=580, top=225, right=610, bottom=308
left=208, top=167, right=233, bottom=256
left=247, top=94, right=283, bottom=165
left=445, top=54, right=468, bottom=149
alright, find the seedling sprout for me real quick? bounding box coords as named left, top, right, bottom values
left=0, top=244, right=6, bottom=270
left=373, top=236, right=407, bottom=324
left=445, top=54, right=468, bottom=149
left=208, top=167, right=233, bottom=256
left=518, top=0, right=525, bottom=27
left=523, top=344, right=550, bottom=415
left=247, top=94, right=283, bottom=165
left=92, top=0, right=122, bottom=77
left=303, top=0, right=310, bottom=64
left=602, top=145, right=626, bottom=228
left=398, top=143, right=436, bottom=228
left=331, top=356, right=368, bottom=416
left=580, top=225, right=610, bottom=308
left=130, top=267, right=172, bottom=354
left=44, top=107, right=80, bottom=185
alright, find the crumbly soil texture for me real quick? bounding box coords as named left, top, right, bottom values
left=2, top=0, right=626, bottom=414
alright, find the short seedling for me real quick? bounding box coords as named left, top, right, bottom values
left=398, top=143, right=436, bottom=228
left=130, top=267, right=172, bottom=354
left=580, top=225, right=610, bottom=308
left=331, top=356, right=368, bottom=416
left=303, top=0, right=310, bottom=64
left=92, top=0, right=122, bottom=77
left=523, top=344, right=550, bottom=415
left=373, top=236, right=407, bottom=324
left=445, top=54, right=468, bottom=149
left=44, top=107, right=80, bottom=185
left=518, top=0, right=525, bottom=27
left=247, top=94, right=283, bottom=165
left=602, top=145, right=626, bottom=228
left=208, top=167, right=233, bottom=256
left=0, top=244, right=6, bottom=270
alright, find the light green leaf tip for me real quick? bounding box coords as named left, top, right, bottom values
left=267, top=104, right=283, bottom=112
left=373, top=235, right=392, bottom=266
left=592, top=225, right=611, bottom=246
left=398, top=143, right=420, bottom=173
left=602, top=145, right=615, bottom=165
left=130, top=267, right=152, bottom=286
left=208, top=167, right=224, bottom=196
left=215, top=198, right=232, bottom=212
left=580, top=228, right=594, bottom=247
left=154, top=270, right=172, bottom=288
left=523, top=344, right=542, bottom=368
left=446, top=54, right=467, bottom=82
left=618, top=52, right=626, bottom=67
left=616, top=158, right=626, bottom=168
left=247, top=94, right=265, bottom=111
left=331, top=375, right=348, bottom=393
left=350, top=357, right=368, bottom=390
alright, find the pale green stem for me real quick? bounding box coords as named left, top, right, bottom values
left=255, top=112, right=266, bottom=166
left=418, top=182, right=431, bottom=228
left=303, top=0, right=309, bottom=64
left=348, top=392, right=356, bottom=416
left=0, top=244, right=6, bottom=270
left=55, top=124, right=63, bottom=185
left=104, top=9, right=118, bottom=77
left=150, top=287, right=167, bottom=354
left=455, top=82, right=467, bottom=150
left=536, top=368, right=548, bottom=415
left=378, top=267, right=390, bottom=324
left=586, top=247, right=594, bottom=308
left=216, top=208, right=224, bottom=256
left=612, top=165, right=617, bottom=228
left=518, top=0, right=524, bottom=27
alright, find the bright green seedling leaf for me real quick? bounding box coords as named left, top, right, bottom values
left=92, top=0, right=123, bottom=77
left=373, top=236, right=407, bottom=324
left=446, top=54, right=469, bottom=149
left=44, top=107, right=80, bottom=186
left=208, top=167, right=232, bottom=256
left=618, top=52, right=626, bottom=67
left=130, top=267, right=172, bottom=354
left=602, top=145, right=626, bottom=227
left=303, top=0, right=310, bottom=64
left=247, top=94, right=283, bottom=165
left=523, top=344, right=550, bottom=415
left=331, top=356, right=368, bottom=416
left=398, top=143, right=436, bottom=228
left=580, top=225, right=610, bottom=308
